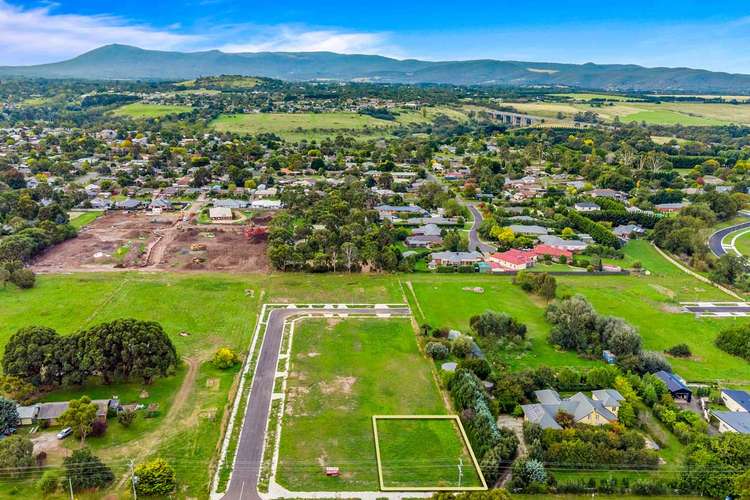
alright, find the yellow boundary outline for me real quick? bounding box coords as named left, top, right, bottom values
left=371, top=415, right=488, bottom=492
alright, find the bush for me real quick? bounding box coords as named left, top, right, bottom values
left=426, top=342, right=449, bottom=360
left=134, top=458, right=177, bottom=496
left=117, top=409, right=136, bottom=428
left=716, top=325, right=750, bottom=361
left=470, top=311, right=527, bottom=340
left=10, top=269, right=35, bottom=289
left=212, top=347, right=241, bottom=369
left=665, top=343, right=691, bottom=358
left=63, top=448, right=113, bottom=491
left=90, top=419, right=107, bottom=438
left=451, top=336, right=474, bottom=358
left=37, top=471, right=59, bottom=494
left=458, top=358, right=492, bottom=379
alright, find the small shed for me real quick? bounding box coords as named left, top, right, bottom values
left=602, top=350, right=617, bottom=364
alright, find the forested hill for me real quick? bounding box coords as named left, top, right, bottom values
left=3, top=44, right=750, bottom=93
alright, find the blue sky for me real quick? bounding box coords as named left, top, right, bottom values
left=2, top=0, right=750, bottom=72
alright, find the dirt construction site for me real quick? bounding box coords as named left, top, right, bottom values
left=32, top=212, right=270, bottom=273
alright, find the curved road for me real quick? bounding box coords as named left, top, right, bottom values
left=223, top=306, right=410, bottom=500
left=466, top=204, right=497, bottom=254
left=708, top=216, right=750, bottom=257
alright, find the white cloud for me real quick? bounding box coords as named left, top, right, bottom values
left=0, top=0, right=202, bottom=65
left=217, top=25, right=400, bottom=57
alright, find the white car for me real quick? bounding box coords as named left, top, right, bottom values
left=56, top=427, right=73, bottom=440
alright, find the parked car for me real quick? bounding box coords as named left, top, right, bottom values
left=56, top=427, right=73, bottom=440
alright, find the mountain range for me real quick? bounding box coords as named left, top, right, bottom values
left=2, top=44, right=750, bottom=93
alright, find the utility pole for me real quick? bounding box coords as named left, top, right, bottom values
left=68, top=476, right=74, bottom=500
left=457, top=458, right=464, bottom=488
left=130, top=459, right=138, bottom=499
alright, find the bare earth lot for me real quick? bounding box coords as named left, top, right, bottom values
left=32, top=212, right=270, bottom=273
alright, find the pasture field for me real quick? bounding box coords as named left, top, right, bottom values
left=209, top=106, right=470, bottom=141
left=550, top=92, right=638, bottom=102
left=275, top=318, right=460, bottom=491
left=508, top=101, right=745, bottom=126
left=112, top=102, right=193, bottom=118
left=406, top=241, right=750, bottom=381
left=0, top=272, right=263, bottom=497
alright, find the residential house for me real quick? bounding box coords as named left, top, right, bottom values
left=613, top=224, right=645, bottom=241
left=574, top=202, right=600, bottom=212
left=209, top=207, right=233, bottom=221
left=375, top=204, right=427, bottom=220
left=20, top=399, right=116, bottom=426
left=655, top=202, right=688, bottom=213
left=486, top=249, right=537, bottom=271
left=531, top=244, right=573, bottom=261
left=538, top=235, right=588, bottom=252
left=429, top=251, right=482, bottom=268
left=654, top=370, right=692, bottom=402
left=406, top=234, right=443, bottom=248
left=213, top=199, right=249, bottom=209
left=521, top=389, right=622, bottom=430
left=713, top=411, right=750, bottom=434
left=590, top=188, right=628, bottom=202
left=412, top=224, right=442, bottom=236
left=721, top=389, right=750, bottom=412
left=89, top=198, right=112, bottom=210
left=115, top=198, right=142, bottom=210
left=250, top=199, right=282, bottom=209
left=509, top=224, right=549, bottom=236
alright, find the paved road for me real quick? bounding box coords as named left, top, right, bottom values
left=466, top=204, right=496, bottom=254
left=684, top=305, right=750, bottom=313
left=223, top=306, right=410, bottom=500
left=708, top=217, right=750, bottom=257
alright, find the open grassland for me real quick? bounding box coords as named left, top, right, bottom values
left=375, top=417, right=482, bottom=489
left=0, top=272, right=262, bottom=497
left=112, top=102, right=193, bottom=118
left=550, top=93, right=639, bottom=102
left=508, top=101, right=745, bottom=126
left=407, top=241, right=750, bottom=382
left=276, top=318, right=457, bottom=491
left=210, top=106, right=470, bottom=141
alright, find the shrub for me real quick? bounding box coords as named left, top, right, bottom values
left=458, top=358, right=492, bottom=380
left=117, top=409, right=136, bottom=427
left=134, top=458, right=177, bottom=496
left=426, top=342, right=449, bottom=360
left=10, top=269, right=35, bottom=289
left=37, top=471, right=59, bottom=494
left=665, top=343, right=692, bottom=358
left=63, top=448, right=114, bottom=491
left=716, top=325, right=750, bottom=361
left=212, top=347, right=242, bottom=369
left=90, top=420, right=107, bottom=438
left=451, top=336, right=474, bottom=358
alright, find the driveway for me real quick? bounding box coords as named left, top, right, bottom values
left=223, top=306, right=410, bottom=500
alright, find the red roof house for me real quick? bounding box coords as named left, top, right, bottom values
left=486, top=249, right=537, bottom=270
left=531, top=244, right=573, bottom=261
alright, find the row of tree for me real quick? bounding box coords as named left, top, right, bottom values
left=3, top=319, right=178, bottom=388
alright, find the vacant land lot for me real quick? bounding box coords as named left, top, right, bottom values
left=276, top=318, right=460, bottom=491
left=33, top=212, right=178, bottom=272
left=407, top=241, right=750, bottom=381
left=68, top=210, right=104, bottom=229
left=112, top=102, right=193, bottom=118
left=376, top=417, right=482, bottom=489
left=154, top=225, right=270, bottom=272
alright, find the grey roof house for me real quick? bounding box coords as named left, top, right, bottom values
left=521, top=389, right=622, bottom=430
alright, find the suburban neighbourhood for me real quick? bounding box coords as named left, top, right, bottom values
left=1, top=4, right=750, bottom=500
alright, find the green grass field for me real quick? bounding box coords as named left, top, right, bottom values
left=112, top=102, right=193, bottom=118
left=210, top=106, right=469, bottom=141
left=551, top=93, right=638, bottom=102
left=276, top=318, right=462, bottom=491
left=406, top=241, right=750, bottom=381
left=68, top=210, right=103, bottom=229
left=508, top=101, right=742, bottom=126
left=375, top=417, right=482, bottom=489
left=721, top=227, right=750, bottom=257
